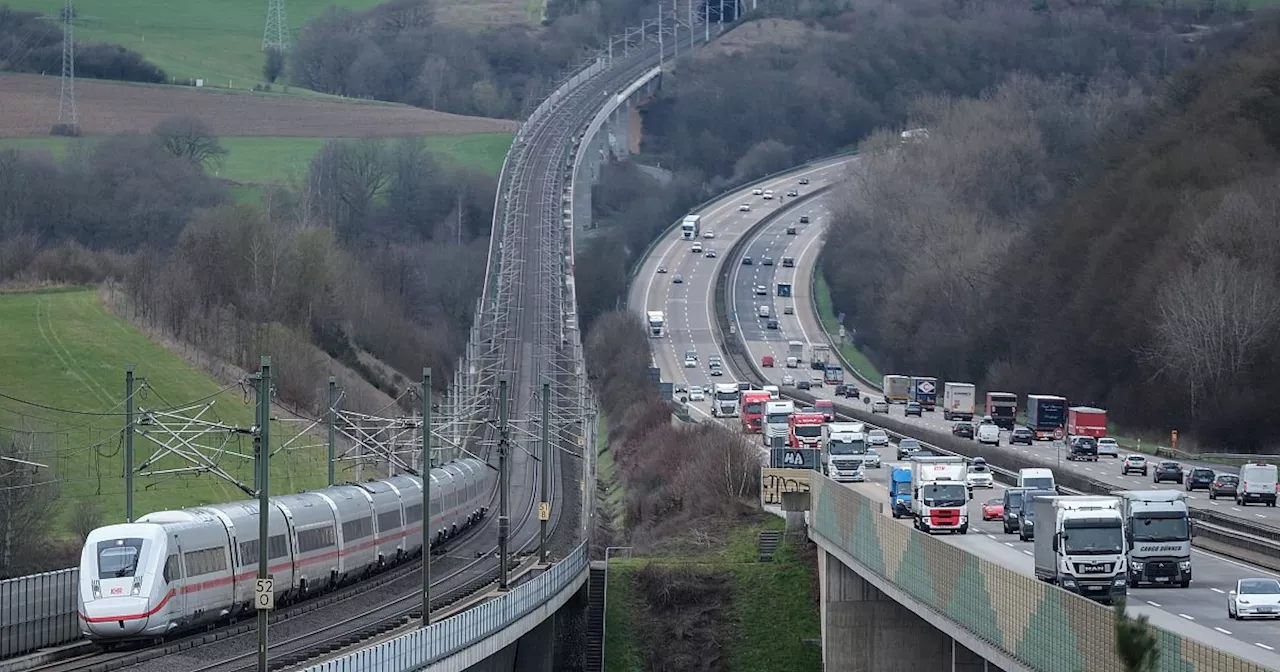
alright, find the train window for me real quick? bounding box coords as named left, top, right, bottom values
left=184, top=548, right=228, bottom=577
left=97, top=538, right=144, bottom=579
left=404, top=504, right=423, bottom=523
left=297, top=526, right=335, bottom=553
left=269, top=534, right=288, bottom=559
left=342, top=517, right=373, bottom=540
left=163, top=554, right=182, bottom=583
left=377, top=510, right=401, bottom=532
left=239, top=540, right=258, bottom=566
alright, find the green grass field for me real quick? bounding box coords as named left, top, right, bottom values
left=0, top=133, right=513, bottom=182
left=604, top=519, right=822, bottom=672
left=0, top=287, right=330, bottom=535
left=814, top=272, right=882, bottom=384
left=4, top=0, right=390, bottom=89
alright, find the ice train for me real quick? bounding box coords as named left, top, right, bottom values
left=78, top=458, right=493, bottom=642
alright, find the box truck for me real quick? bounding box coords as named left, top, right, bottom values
left=883, top=375, right=911, bottom=403
left=942, top=382, right=975, bottom=421
left=1033, top=496, right=1127, bottom=604
left=911, top=456, right=970, bottom=534
left=985, top=392, right=1017, bottom=429
left=1068, top=406, right=1107, bottom=439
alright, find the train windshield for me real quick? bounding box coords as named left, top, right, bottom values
left=97, top=538, right=145, bottom=579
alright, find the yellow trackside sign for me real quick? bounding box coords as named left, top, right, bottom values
left=761, top=468, right=812, bottom=506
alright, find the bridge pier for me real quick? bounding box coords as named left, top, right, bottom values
left=819, top=547, right=1006, bottom=672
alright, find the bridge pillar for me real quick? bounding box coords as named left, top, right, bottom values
left=819, top=547, right=1006, bottom=672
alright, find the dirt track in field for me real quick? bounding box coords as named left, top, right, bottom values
left=0, top=74, right=517, bottom=137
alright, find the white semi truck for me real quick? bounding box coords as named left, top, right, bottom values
left=1112, top=490, right=1193, bottom=588
left=712, top=383, right=740, bottom=418
left=942, top=382, right=976, bottom=421
left=763, top=399, right=794, bottom=448
left=823, top=422, right=868, bottom=482
left=646, top=311, right=665, bottom=338
left=1032, top=496, right=1128, bottom=604
left=910, top=456, right=970, bottom=534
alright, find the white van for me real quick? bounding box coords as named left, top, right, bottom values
left=1237, top=463, right=1278, bottom=507
left=1017, top=468, right=1056, bottom=492
left=758, top=305, right=771, bottom=318
left=762, top=385, right=780, bottom=400
left=976, top=423, right=1000, bottom=445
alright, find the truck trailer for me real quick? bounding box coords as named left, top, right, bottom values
left=1112, top=490, right=1192, bottom=588
left=1026, top=394, right=1068, bottom=440
left=1033, top=496, right=1127, bottom=603
left=883, top=375, right=911, bottom=404
left=911, top=456, right=970, bottom=534
left=646, top=311, right=665, bottom=338
left=985, top=392, right=1018, bottom=429
left=681, top=214, right=701, bottom=239
left=909, top=377, right=938, bottom=411
left=942, top=382, right=976, bottom=421
left=1068, top=406, right=1108, bottom=439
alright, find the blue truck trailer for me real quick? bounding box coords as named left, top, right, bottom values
left=890, top=467, right=913, bottom=518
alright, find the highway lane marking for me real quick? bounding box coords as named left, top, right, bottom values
left=1147, top=600, right=1162, bottom=607
left=1003, top=542, right=1014, bottom=548
left=1258, top=643, right=1276, bottom=651
left=1215, top=627, right=1233, bottom=635
left=1211, top=587, right=1225, bottom=593
left=1179, top=613, right=1195, bottom=621
left=1021, top=550, right=1032, bottom=556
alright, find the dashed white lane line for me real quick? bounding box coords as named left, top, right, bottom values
left=1147, top=600, right=1162, bottom=608
left=1215, top=627, right=1233, bottom=635
left=1211, top=587, right=1225, bottom=594
left=1178, top=613, right=1195, bottom=621
left=1257, top=643, right=1276, bottom=651
left=1021, top=550, right=1032, bottom=557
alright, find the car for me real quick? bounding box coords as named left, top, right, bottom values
left=1067, top=436, right=1098, bottom=461
left=688, top=385, right=705, bottom=401
left=981, top=498, right=1004, bottom=521
left=705, top=250, right=717, bottom=258
left=755, top=285, right=768, bottom=295
left=762, top=190, right=774, bottom=200
left=968, top=457, right=994, bottom=488
left=1185, top=467, right=1215, bottom=491
left=799, top=177, right=810, bottom=185
left=762, top=256, right=774, bottom=266
left=709, top=365, right=723, bottom=377
left=742, top=257, right=753, bottom=265
left=684, top=356, right=697, bottom=368
left=752, top=188, right=764, bottom=195
left=657, top=266, right=667, bottom=274
left=786, top=226, right=797, bottom=235
left=863, top=449, right=881, bottom=468
left=786, top=189, right=798, bottom=197
left=799, top=215, right=810, bottom=223
left=761, top=355, right=775, bottom=368
left=872, top=400, right=889, bottom=414
left=1228, top=578, right=1280, bottom=620
left=783, top=305, right=794, bottom=315
left=1153, top=461, right=1184, bottom=484
left=766, top=319, right=779, bottom=329
left=905, top=401, right=923, bottom=417
left=1002, top=488, right=1030, bottom=534
left=703, top=230, right=715, bottom=239
left=834, top=385, right=860, bottom=399
left=757, top=305, right=770, bottom=318
left=781, top=374, right=795, bottom=386
left=797, top=380, right=811, bottom=390
left=739, top=203, right=751, bottom=212
left=809, top=374, right=824, bottom=389
left=1096, top=437, right=1119, bottom=457
left=1209, top=474, right=1239, bottom=500
left=691, top=242, right=703, bottom=253
left=782, top=257, right=795, bottom=267
left=867, top=429, right=890, bottom=448
left=673, top=274, right=683, bottom=284
left=976, top=423, right=1000, bottom=446
left=1009, top=427, right=1034, bottom=445
left=708, top=355, right=722, bottom=366
left=911, top=449, right=938, bottom=459
left=896, top=438, right=921, bottom=460
left=952, top=422, right=974, bottom=439
left=674, top=383, right=687, bottom=394
left=1121, top=455, right=1148, bottom=476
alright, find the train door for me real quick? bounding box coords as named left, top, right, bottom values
left=165, top=534, right=186, bottom=624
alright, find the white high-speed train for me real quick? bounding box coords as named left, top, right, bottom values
left=78, top=458, right=493, bottom=642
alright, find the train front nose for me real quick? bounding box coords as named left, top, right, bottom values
left=80, top=596, right=155, bottom=639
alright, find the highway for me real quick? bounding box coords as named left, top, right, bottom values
left=629, top=162, right=1280, bottom=668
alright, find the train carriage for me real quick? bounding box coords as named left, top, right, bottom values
left=354, top=479, right=406, bottom=565
left=316, top=484, right=378, bottom=580
left=273, top=492, right=341, bottom=595
left=196, top=501, right=294, bottom=607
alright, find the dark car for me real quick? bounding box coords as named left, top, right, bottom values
left=742, top=257, right=753, bottom=265
left=1153, top=461, right=1184, bottom=484
left=1002, top=487, right=1031, bottom=534
left=799, top=215, right=810, bottom=223
left=1209, top=474, right=1239, bottom=500
left=952, top=422, right=974, bottom=439
left=1185, top=467, right=1215, bottom=492
left=767, top=319, right=779, bottom=330
left=1009, top=427, right=1034, bottom=445
left=896, top=438, right=921, bottom=460
left=799, top=177, right=810, bottom=185
left=762, top=257, right=774, bottom=266
left=1018, top=489, right=1057, bottom=541
left=797, top=380, right=811, bottom=390
left=905, top=401, right=923, bottom=417
left=1067, top=436, right=1098, bottom=462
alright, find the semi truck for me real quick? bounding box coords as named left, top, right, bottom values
left=823, top=365, right=845, bottom=386
left=788, top=410, right=825, bottom=449
left=911, top=456, right=970, bottom=534
left=763, top=400, right=795, bottom=448
left=740, top=391, right=771, bottom=434
left=712, top=383, right=740, bottom=418
left=1033, top=496, right=1128, bottom=603
left=681, top=214, right=701, bottom=239
left=811, top=344, right=831, bottom=370
left=883, top=375, right=911, bottom=403
left=1112, top=490, right=1192, bottom=588
left=824, top=426, right=868, bottom=482
left=1068, top=406, right=1108, bottom=439
left=985, top=392, right=1017, bottom=429
left=909, top=376, right=938, bottom=411
left=942, top=382, right=976, bottom=421
left=646, top=311, right=665, bottom=338
left=1026, top=394, right=1067, bottom=440
left=890, top=467, right=913, bottom=518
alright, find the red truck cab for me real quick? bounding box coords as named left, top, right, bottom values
left=815, top=399, right=835, bottom=422
left=741, top=391, right=772, bottom=434
left=789, top=411, right=825, bottom=448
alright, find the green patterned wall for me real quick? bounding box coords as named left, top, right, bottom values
left=810, top=477, right=1268, bottom=672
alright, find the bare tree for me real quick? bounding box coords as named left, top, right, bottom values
left=68, top=500, right=104, bottom=544
left=152, top=116, right=228, bottom=170
left=263, top=47, right=286, bottom=84
left=417, top=54, right=450, bottom=109
left=0, top=430, right=59, bottom=578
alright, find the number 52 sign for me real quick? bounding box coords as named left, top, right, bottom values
left=255, top=578, right=274, bottom=610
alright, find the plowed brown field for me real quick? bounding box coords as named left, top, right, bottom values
left=0, top=74, right=517, bottom=138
